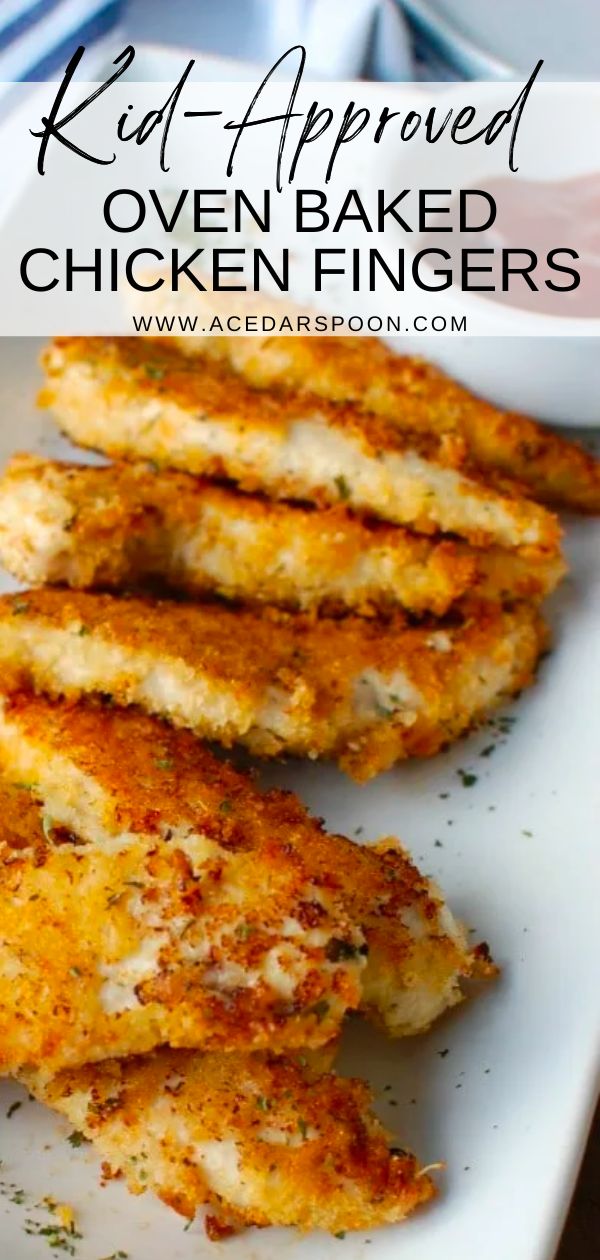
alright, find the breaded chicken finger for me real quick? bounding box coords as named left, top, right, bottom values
left=0, top=588, right=547, bottom=780
left=0, top=693, right=484, bottom=1039
left=39, top=338, right=560, bottom=552
left=0, top=454, right=564, bottom=611
left=26, top=1050, right=435, bottom=1236
left=173, top=333, right=600, bottom=513
left=0, top=779, right=365, bottom=1072
left=0, top=453, right=474, bottom=616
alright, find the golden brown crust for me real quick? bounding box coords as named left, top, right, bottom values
left=39, top=338, right=560, bottom=551
left=27, top=1050, right=435, bottom=1234
left=0, top=777, right=366, bottom=1071
left=187, top=334, right=600, bottom=513
left=466, top=542, right=566, bottom=601
left=40, top=337, right=454, bottom=463
left=0, top=692, right=480, bottom=1039
left=0, top=454, right=487, bottom=616
left=0, top=588, right=547, bottom=780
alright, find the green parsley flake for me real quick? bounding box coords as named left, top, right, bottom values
left=334, top=474, right=350, bottom=501
left=24, top=1220, right=82, bottom=1256
left=67, top=1131, right=87, bottom=1148
left=457, top=769, right=478, bottom=788
left=310, top=999, right=330, bottom=1021
left=325, top=937, right=365, bottom=962
left=236, top=923, right=255, bottom=941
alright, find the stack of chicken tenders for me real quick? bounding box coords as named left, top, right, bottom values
left=0, top=332, right=596, bottom=1240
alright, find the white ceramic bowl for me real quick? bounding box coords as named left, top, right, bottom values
left=399, top=335, right=600, bottom=428
left=387, top=82, right=600, bottom=427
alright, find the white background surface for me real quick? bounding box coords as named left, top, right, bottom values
left=0, top=338, right=598, bottom=1260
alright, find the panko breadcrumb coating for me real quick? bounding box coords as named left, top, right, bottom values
left=0, top=588, right=548, bottom=781
left=471, top=543, right=565, bottom=603
left=0, top=454, right=472, bottom=616
left=173, top=333, right=600, bottom=513
left=26, top=1050, right=435, bottom=1236
left=39, top=338, right=560, bottom=552
left=0, top=779, right=366, bottom=1073
left=0, top=693, right=486, bottom=1040
left=0, top=454, right=565, bottom=611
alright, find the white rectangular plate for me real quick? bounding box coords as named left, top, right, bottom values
left=0, top=339, right=598, bottom=1260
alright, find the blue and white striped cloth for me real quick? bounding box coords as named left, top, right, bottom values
left=0, top=0, right=459, bottom=86
left=0, top=0, right=123, bottom=81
